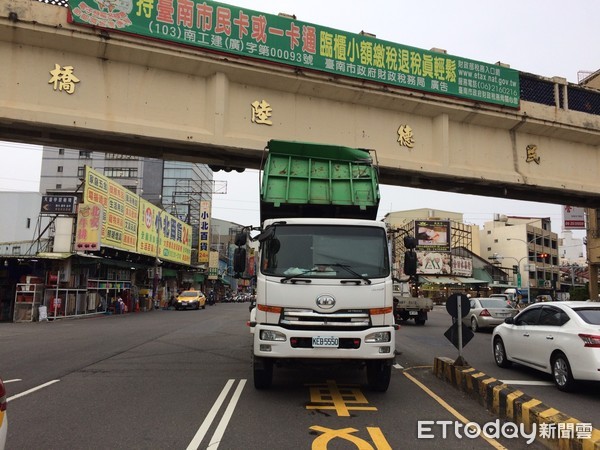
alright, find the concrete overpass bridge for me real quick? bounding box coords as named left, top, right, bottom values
left=1, top=0, right=600, bottom=209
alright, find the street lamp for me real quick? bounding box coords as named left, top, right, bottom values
left=489, top=253, right=530, bottom=305
left=507, top=237, right=539, bottom=304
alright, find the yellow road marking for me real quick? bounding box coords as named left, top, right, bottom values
left=403, top=370, right=507, bottom=450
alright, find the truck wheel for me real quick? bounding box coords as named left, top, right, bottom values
left=415, top=319, right=426, bottom=325
left=253, top=356, right=273, bottom=389
left=366, top=360, right=391, bottom=392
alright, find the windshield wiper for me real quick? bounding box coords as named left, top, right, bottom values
left=315, top=263, right=372, bottom=285
left=280, top=269, right=315, bottom=283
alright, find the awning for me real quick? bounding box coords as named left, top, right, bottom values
left=419, top=276, right=461, bottom=285
left=36, top=252, right=73, bottom=260
left=455, top=277, right=489, bottom=284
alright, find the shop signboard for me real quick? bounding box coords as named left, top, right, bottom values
left=562, top=205, right=585, bottom=229
left=415, top=220, right=451, bottom=252
left=82, top=166, right=138, bottom=251
left=67, top=0, right=519, bottom=108
left=81, top=166, right=191, bottom=264
left=208, top=251, right=219, bottom=280
left=417, top=251, right=451, bottom=275
left=75, top=203, right=102, bottom=250
left=451, top=255, right=472, bottom=277
left=199, top=201, right=211, bottom=264
left=137, top=198, right=192, bottom=265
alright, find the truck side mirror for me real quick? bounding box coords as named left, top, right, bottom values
left=403, top=236, right=417, bottom=250
left=404, top=250, right=417, bottom=276
left=233, top=247, right=247, bottom=275
left=235, top=231, right=248, bottom=247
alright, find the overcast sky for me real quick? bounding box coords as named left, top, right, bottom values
left=2, top=0, right=597, bottom=237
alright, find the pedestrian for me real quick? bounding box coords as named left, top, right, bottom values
left=117, top=295, right=125, bottom=314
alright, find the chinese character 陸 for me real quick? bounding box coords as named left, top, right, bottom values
left=251, top=100, right=273, bottom=125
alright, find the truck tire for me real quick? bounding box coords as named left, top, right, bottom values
left=415, top=318, right=426, bottom=326
left=253, top=356, right=273, bottom=389
left=366, top=360, right=391, bottom=392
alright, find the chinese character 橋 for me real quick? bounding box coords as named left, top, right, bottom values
left=48, top=64, right=80, bottom=94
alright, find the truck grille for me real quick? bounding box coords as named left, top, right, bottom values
left=280, top=308, right=370, bottom=330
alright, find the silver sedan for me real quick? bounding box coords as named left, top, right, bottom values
left=463, top=297, right=518, bottom=332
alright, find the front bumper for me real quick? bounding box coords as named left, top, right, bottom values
left=253, top=324, right=396, bottom=360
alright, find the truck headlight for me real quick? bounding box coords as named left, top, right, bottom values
left=365, top=331, right=391, bottom=343
left=260, top=330, right=287, bottom=342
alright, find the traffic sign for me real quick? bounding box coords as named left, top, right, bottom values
left=445, top=293, right=470, bottom=318
left=444, top=321, right=474, bottom=349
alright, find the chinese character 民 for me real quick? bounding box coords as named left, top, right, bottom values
left=397, top=124, right=415, bottom=148
left=526, top=144, right=540, bottom=164
left=49, top=64, right=80, bottom=94
left=251, top=100, right=273, bottom=125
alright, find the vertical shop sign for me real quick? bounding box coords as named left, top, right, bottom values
left=75, top=203, right=102, bottom=250
left=208, top=251, right=219, bottom=280
left=199, top=201, right=211, bottom=264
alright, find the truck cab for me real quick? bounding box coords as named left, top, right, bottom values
left=251, top=218, right=396, bottom=391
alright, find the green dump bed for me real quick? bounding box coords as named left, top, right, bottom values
left=260, top=140, right=380, bottom=222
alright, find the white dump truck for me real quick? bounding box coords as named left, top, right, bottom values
left=235, top=140, right=404, bottom=392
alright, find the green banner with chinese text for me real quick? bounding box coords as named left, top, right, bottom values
left=68, top=0, right=519, bottom=107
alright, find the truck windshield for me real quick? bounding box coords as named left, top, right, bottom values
left=261, top=225, right=389, bottom=279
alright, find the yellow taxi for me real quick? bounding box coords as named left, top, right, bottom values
left=175, top=290, right=206, bottom=310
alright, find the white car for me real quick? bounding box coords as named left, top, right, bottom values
left=0, top=377, right=7, bottom=450
left=492, top=301, right=600, bottom=391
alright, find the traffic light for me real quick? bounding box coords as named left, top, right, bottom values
left=512, top=265, right=518, bottom=274
left=538, top=252, right=549, bottom=260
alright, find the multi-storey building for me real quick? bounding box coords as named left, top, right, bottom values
left=480, top=215, right=559, bottom=300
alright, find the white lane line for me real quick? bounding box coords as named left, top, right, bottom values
left=7, top=380, right=60, bottom=402
left=3, top=379, right=22, bottom=383
left=207, top=379, right=246, bottom=449
left=186, top=379, right=235, bottom=450
left=499, top=380, right=554, bottom=386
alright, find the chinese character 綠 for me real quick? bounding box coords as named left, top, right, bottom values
left=49, top=64, right=80, bottom=94
left=251, top=100, right=273, bottom=125
left=397, top=124, right=415, bottom=148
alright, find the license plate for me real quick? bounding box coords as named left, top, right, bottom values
left=312, top=336, right=339, bottom=348
left=409, top=310, right=419, bottom=316
left=181, top=302, right=188, bottom=306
